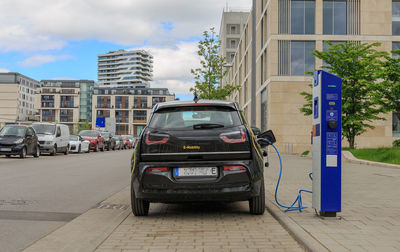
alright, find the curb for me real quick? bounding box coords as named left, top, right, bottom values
left=266, top=199, right=329, bottom=252
left=22, top=186, right=131, bottom=252
left=342, top=150, right=400, bottom=169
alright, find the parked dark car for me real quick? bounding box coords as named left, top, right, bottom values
left=101, top=131, right=116, bottom=151
left=0, top=125, right=40, bottom=159
left=130, top=100, right=274, bottom=216
left=78, top=130, right=105, bottom=152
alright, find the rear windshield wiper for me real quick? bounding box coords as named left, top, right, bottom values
left=193, top=123, right=225, bottom=129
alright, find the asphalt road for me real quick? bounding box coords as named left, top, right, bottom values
left=0, top=149, right=132, bottom=252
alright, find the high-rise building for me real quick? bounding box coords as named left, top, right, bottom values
left=0, top=72, right=39, bottom=127
left=35, top=80, right=94, bottom=132
left=92, top=87, right=175, bottom=136
left=219, top=11, right=250, bottom=64
left=224, top=0, right=395, bottom=154
left=97, top=49, right=153, bottom=88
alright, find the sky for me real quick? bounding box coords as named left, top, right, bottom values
left=0, top=0, right=251, bottom=100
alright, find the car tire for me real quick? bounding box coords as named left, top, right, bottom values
left=249, top=179, right=265, bottom=215
left=131, top=178, right=149, bottom=216
left=64, top=145, right=69, bottom=155
left=78, top=145, right=81, bottom=153
left=19, top=147, right=26, bottom=159
left=51, top=145, right=57, bottom=156
left=33, top=145, right=40, bottom=158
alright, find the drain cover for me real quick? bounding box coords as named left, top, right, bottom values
left=95, top=204, right=128, bottom=210
left=0, top=200, right=34, bottom=206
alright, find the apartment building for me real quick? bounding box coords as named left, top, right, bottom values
left=35, top=80, right=95, bottom=132
left=97, top=49, right=153, bottom=88
left=0, top=72, right=39, bottom=127
left=224, top=0, right=396, bottom=153
left=92, top=87, right=175, bottom=136
left=219, top=11, right=250, bottom=64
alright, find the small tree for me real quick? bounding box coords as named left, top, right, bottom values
left=378, top=50, right=400, bottom=113
left=300, top=42, right=388, bottom=149
left=190, top=28, right=239, bottom=100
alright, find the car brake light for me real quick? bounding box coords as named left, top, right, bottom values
left=220, top=129, right=246, bottom=143
left=146, top=167, right=168, bottom=173
left=145, top=132, right=169, bottom=145
left=223, top=166, right=247, bottom=171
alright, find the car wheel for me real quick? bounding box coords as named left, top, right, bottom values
left=51, top=145, right=57, bottom=156
left=19, top=147, right=27, bottom=159
left=78, top=145, right=81, bottom=153
left=33, top=145, right=40, bottom=158
left=94, top=143, right=99, bottom=152
left=64, top=145, right=69, bottom=155
left=249, top=179, right=265, bottom=215
left=6, top=155, right=11, bottom=158
left=131, top=178, right=149, bottom=216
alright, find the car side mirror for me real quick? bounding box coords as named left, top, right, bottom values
left=251, top=127, right=261, bottom=136
left=258, top=130, right=276, bottom=145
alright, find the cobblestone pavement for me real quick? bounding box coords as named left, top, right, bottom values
left=95, top=201, right=304, bottom=252
left=265, top=154, right=400, bottom=252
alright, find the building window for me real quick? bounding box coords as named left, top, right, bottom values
left=115, top=110, right=129, bottom=123
left=42, top=110, right=55, bottom=122
left=133, top=125, right=145, bottom=137
left=60, top=96, right=74, bottom=108
left=278, top=41, right=315, bottom=76
left=97, top=96, right=111, bottom=108
left=394, top=1, right=400, bottom=35
left=393, top=42, right=400, bottom=58
left=96, top=110, right=110, bottom=118
left=116, top=124, right=129, bottom=135
left=133, top=110, right=147, bottom=121
left=279, top=0, right=315, bottom=34
left=152, top=97, right=166, bottom=107
left=393, top=112, right=400, bottom=137
left=134, top=97, right=148, bottom=108
left=115, top=96, right=129, bottom=109
left=60, top=109, right=73, bottom=122
left=323, top=0, right=347, bottom=35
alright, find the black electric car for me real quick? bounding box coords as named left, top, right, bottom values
left=0, top=125, right=40, bottom=158
left=130, top=100, right=275, bottom=216
left=101, top=131, right=116, bottom=151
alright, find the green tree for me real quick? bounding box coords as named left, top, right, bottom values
left=190, top=28, right=239, bottom=100
left=378, top=50, right=400, bottom=113
left=75, top=120, right=91, bottom=134
left=300, top=42, right=388, bottom=149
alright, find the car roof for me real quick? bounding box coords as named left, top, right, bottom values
left=153, top=99, right=239, bottom=112
left=3, top=124, right=28, bottom=128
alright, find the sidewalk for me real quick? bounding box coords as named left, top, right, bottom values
left=264, top=154, right=400, bottom=252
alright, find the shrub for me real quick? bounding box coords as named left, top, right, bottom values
left=393, top=139, right=400, bottom=147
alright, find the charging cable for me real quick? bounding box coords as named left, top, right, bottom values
left=270, top=143, right=312, bottom=212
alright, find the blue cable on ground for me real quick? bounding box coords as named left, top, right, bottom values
left=270, top=143, right=312, bottom=212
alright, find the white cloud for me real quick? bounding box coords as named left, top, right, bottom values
left=18, top=54, right=72, bottom=67
left=0, top=0, right=251, bottom=51
left=137, top=41, right=199, bottom=97
left=0, top=68, right=10, bottom=73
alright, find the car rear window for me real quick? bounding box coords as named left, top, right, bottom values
left=149, top=106, right=242, bottom=129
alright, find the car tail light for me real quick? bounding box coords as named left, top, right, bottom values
left=146, top=167, right=168, bottom=173
left=223, top=166, right=247, bottom=171
left=145, top=132, right=169, bottom=145
left=220, top=129, right=246, bottom=143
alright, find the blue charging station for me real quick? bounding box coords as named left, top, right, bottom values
left=312, top=70, right=342, bottom=217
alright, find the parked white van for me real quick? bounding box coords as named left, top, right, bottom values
left=31, top=123, right=70, bottom=155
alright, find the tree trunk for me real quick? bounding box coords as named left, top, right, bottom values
left=348, top=135, right=355, bottom=149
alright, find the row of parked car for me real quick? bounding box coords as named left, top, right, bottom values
left=0, top=122, right=136, bottom=159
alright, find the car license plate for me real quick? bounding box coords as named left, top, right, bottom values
left=174, top=167, right=218, bottom=177
left=0, top=148, right=11, bottom=152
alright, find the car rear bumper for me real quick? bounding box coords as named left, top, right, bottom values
left=132, top=160, right=263, bottom=203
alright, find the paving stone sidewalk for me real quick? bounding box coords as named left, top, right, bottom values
left=264, top=154, right=400, bottom=252
left=95, top=201, right=304, bottom=252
